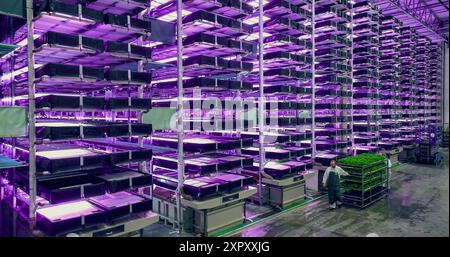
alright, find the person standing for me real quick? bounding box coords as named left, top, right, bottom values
left=322, top=160, right=350, bottom=210
left=385, top=153, right=392, bottom=192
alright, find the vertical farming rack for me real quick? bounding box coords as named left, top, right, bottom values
left=0, top=0, right=447, bottom=235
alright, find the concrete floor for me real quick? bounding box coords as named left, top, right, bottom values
left=144, top=150, right=449, bottom=237
left=232, top=150, right=450, bottom=237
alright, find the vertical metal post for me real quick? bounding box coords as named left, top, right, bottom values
left=441, top=42, right=445, bottom=127
left=26, top=0, right=37, bottom=231
left=257, top=0, right=265, bottom=204
left=349, top=3, right=354, bottom=155
left=137, top=10, right=145, bottom=172
left=176, top=0, right=185, bottom=232
left=311, top=0, right=316, bottom=160
left=375, top=9, right=380, bottom=149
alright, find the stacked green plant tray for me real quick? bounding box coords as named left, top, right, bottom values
left=338, top=154, right=388, bottom=208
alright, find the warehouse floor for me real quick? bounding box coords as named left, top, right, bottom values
left=144, top=150, right=449, bottom=237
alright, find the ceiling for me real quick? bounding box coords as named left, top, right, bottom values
left=372, top=0, right=449, bottom=43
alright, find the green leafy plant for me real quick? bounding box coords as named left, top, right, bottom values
left=338, top=153, right=385, bottom=167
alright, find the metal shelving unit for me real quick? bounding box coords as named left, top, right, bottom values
left=0, top=0, right=447, bottom=237
left=0, top=0, right=174, bottom=236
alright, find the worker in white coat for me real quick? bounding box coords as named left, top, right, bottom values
left=386, top=153, right=392, bottom=192
left=322, top=160, right=350, bottom=210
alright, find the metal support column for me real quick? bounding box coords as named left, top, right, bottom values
left=350, top=3, right=355, bottom=155
left=26, top=0, right=37, bottom=231
left=176, top=0, right=185, bottom=232
left=311, top=0, right=316, bottom=160
left=137, top=10, right=146, bottom=171
left=257, top=0, right=265, bottom=204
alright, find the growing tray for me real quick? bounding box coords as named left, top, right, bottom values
left=242, top=160, right=313, bottom=180
left=89, top=191, right=152, bottom=221
left=89, top=166, right=152, bottom=193
left=153, top=152, right=253, bottom=174
left=36, top=199, right=106, bottom=236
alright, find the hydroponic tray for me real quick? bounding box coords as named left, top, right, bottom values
left=5, top=32, right=154, bottom=71
left=182, top=10, right=253, bottom=37
left=153, top=152, right=253, bottom=174
left=153, top=169, right=226, bottom=200
left=149, top=134, right=252, bottom=152
left=353, top=23, right=379, bottom=35
left=263, top=0, right=311, bottom=21
left=12, top=63, right=152, bottom=93
left=263, top=52, right=311, bottom=69
left=14, top=1, right=172, bottom=44
left=150, top=97, right=249, bottom=108
left=153, top=77, right=252, bottom=91
left=258, top=100, right=312, bottom=110
left=11, top=94, right=151, bottom=111
left=68, top=0, right=150, bottom=15
left=316, top=61, right=352, bottom=73
left=315, top=20, right=351, bottom=34
left=261, top=84, right=312, bottom=95
left=301, top=140, right=351, bottom=150
left=149, top=0, right=253, bottom=20
left=263, top=17, right=311, bottom=36
left=89, top=166, right=152, bottom=193
left=263, top=35, right=312, bottom=53
left=36, top=199, right=106, bottom=236
left=243, top=160, right=313, bottom=179
left=14, top=142, right=152, bottom=174
left=312, top=152, right=346, bottom=166
left=153, top=55, right=253, bottom=79
left=2, top=31, right=96, bottom=70
left=35, top=121, right=152, bottom=141
left=315, top=115, right=352, bottom=123
left=152, top=32, right=255, bottom=61
left=315, top=34, right=350, bottom=47
left=237, top=131, right=311, bottom=143
left=89, top=191, right=152, bottom=221
left=354, top=58, right=380, bottom=68
left=262, top=117, right=312, bottom=126
left=241, top=146, right=311, bottom=160
left=394, top=137, right=415, bottom=146
left=262, top=68, right=312, bottom=82
left=310, top=128, right=352, bottom=137
left=379, top=130, right=400, bottom=138
left=315, top=103, right=352, bottom=110
left=378, top=141, right=401, bottom=150
left=315, top=4, right=351, bottom=22
left=13, top=171, right=106, bottom=204
left=152, top=169, right=254, bottom=200
left=183, top=119, right=254, bottom=131
left=315, top=75, right=352, bottom=85
left=354, top=135, right=381, bottom=144
left=315, top=88, right=352, bottom=97
left=316, top=48, right=351, bottom=61
left=353, top=123, right=379, bottom=132
left=355, top=146, right=380, bottom=154
left=74, top=40, right=153, bottom=66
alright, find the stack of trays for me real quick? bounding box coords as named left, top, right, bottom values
left=153, top=153, right=253, bottom=174
left=243, top=161, right=313, bottom=179
left=35, top=121, right=152, bottom=141
left=14, top=142, right=152, bottom=174
left=150, top=134, right=252, bottom=152
left=36, top=200, right=106, bottom=236
left=89, top=166, right=152, bottom=193
left=89, top=191, right=152, bottom=221
left=153, top=169, right=254, bottom=200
